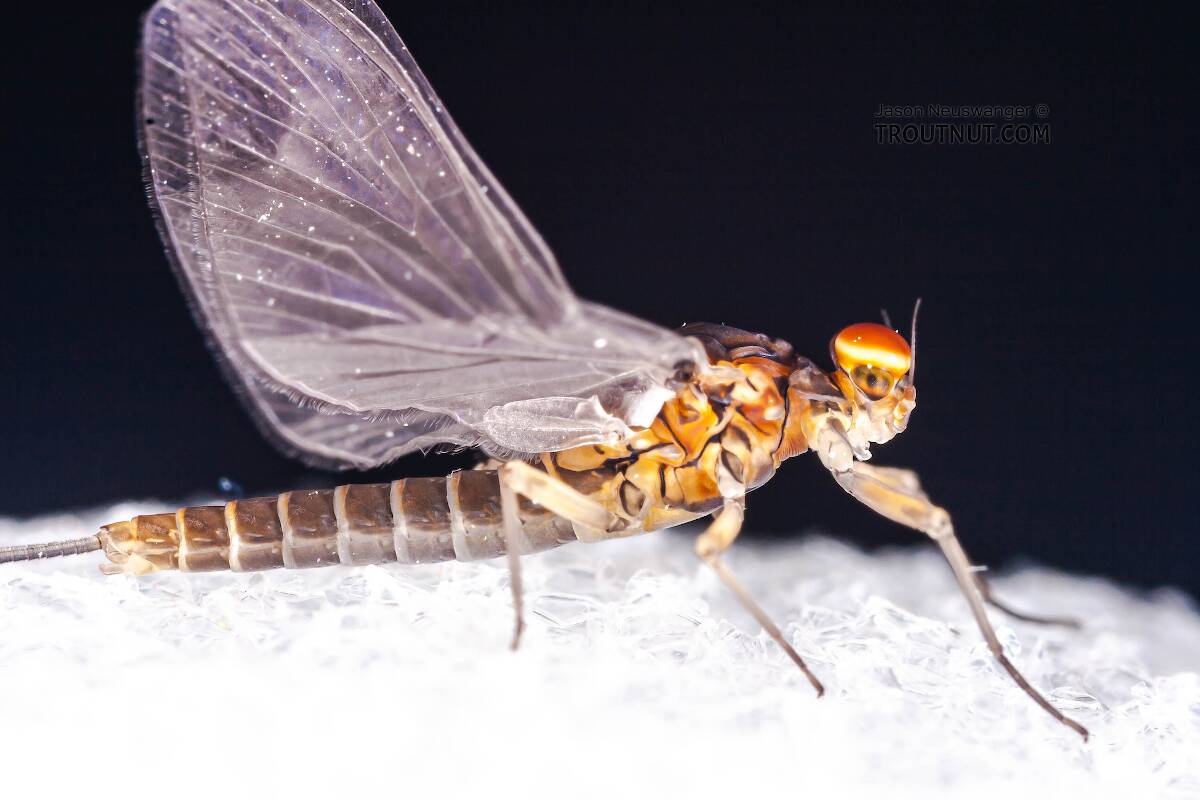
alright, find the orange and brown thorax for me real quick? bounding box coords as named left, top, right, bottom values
left=545, top=357, right=809, bottom=532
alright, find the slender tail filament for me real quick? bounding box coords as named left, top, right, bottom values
left=0, top=535, right=102, bottom=564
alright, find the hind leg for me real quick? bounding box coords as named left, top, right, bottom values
left=498, top=461, right=620, bottom=649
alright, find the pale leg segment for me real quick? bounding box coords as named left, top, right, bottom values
left=854, top=468, right=1075, bottom=626
left=498, top=461, right=620, bottom=650
left=498, top=477, right=527, bottom=651
left=696, top=500, right=825, bottom=696
left=974, top=573, right=1081, bottom=628
left=833, top=462, right=1088, bottom=740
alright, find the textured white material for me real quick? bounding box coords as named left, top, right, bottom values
left=2, top=503, right=1198, bottom=799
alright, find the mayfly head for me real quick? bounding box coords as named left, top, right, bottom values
left=829, top=321, right=917, bottom=442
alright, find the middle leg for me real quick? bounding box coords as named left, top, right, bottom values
left=696, top=500, right=825, bottom=696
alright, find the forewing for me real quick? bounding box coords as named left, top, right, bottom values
left=139, top=0, right=700, bottom=468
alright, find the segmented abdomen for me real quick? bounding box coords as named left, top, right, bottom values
left=98, top=471, right=577, bottom=574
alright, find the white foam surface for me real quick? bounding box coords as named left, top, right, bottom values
left=2, top=503, right=1198, bottom=799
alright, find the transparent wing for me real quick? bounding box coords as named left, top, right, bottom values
left=139, top=0, right=701, bottom=468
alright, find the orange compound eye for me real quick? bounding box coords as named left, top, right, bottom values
left=831, top=323, right=912, bottom=399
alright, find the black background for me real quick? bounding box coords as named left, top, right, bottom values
left=2, top=2, right=1195, bottom=595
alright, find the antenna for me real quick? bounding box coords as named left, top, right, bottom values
left=879, top=308, right=894, bottom=329
left=909, top=297, right=923, bottom=382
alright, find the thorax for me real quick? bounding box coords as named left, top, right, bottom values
left=544, top=359, right=805, bottom=533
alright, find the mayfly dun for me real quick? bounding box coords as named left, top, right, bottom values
left=1, top=0, right=1088, bottom=739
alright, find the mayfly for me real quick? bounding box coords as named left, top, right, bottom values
left=2, top=0, right=1087, bottom=739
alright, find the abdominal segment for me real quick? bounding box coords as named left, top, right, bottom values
left=98, top=471, right=577, bottom=575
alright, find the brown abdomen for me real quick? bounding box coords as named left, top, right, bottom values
left=99, top=471, right=579, bottom=574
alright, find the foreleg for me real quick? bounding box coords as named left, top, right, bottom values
left=832, top=462, right=1088, bottom=740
